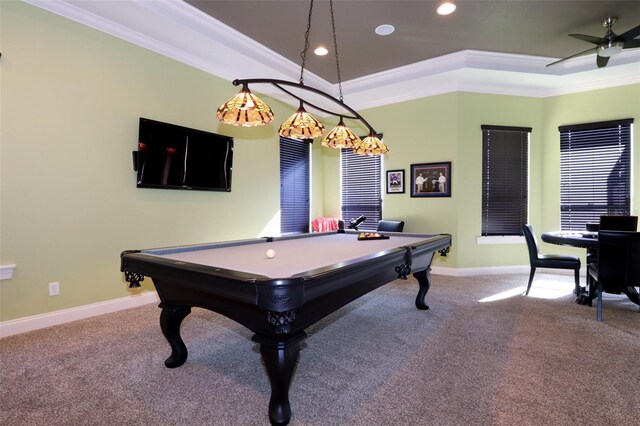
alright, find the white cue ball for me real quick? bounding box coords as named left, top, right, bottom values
left=266, top=249, right=276, bottom=259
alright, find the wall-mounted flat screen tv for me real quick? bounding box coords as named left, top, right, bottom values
left=135, top=118, right=233, bottom=192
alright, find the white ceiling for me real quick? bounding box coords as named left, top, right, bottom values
left=24, top=0, right=640, bottom=112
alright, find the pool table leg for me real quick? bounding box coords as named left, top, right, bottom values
left=413, top=267, right=431, bottom=310
left=159, top=303, right=191, bottom=368
left=253, top=332, right=306, bottom=426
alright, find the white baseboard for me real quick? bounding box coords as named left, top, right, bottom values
left=0, top=265, right=580, bottom=338
left=0, top=291, right=159, bottom=338
left=432, top=265, right=530, bottom=276
left=432, top=265, right=584, bottom=277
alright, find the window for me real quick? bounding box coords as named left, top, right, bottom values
left=481, top=125, right=530, bottom=236
left=341, top=147, right=382, bottom=231
left=559, top=119, right=632, bottom=230
left=280, top=137, right=310, bottom=234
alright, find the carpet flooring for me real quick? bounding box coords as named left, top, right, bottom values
left=1, top=273, right=638, bottom=425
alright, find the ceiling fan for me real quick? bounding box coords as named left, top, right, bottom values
left=547, top=17, right=640, bottom=68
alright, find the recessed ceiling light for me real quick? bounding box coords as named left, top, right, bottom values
left=437, top=2, right=456, bottom=15
left=314, top=46, right=329, bottom=56
left=375, top=24, right=395, bottom=36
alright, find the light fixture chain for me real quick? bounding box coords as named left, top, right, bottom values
left=299, top=0, right=315, bottom=85
left=329, top=0, right=343, bottom=102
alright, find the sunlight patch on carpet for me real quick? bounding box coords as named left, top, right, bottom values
left=479, top=286, right=527, bottom=302
left=479, top=279, right=574, bottom=302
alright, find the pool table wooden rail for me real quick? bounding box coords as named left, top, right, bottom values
left=120, top=231, right=450, bottom=328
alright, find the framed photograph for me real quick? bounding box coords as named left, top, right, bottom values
left=410, top=162, right=451, bottom=197
left=386, top=169, right=405, bottom=194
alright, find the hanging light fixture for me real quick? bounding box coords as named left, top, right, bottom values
left=321, top=116, right=361, bottom=149
left=278, top=102, right=325, bottom=139
left=320, top=0, right=363, bottom=151
left=216, top=83, right=274, bottom=127
left=277, top=0, right=325, bottom=139
left=216, top=0, right=386, bottom=155
left=355, top=132, right=389, bottom=156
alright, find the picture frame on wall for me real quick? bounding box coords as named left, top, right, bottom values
left=386, top=169, right=405, bottom=194
left=410, top=162, right=451, bottom=197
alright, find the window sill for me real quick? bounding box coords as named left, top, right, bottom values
left=476, top=236, right=525, bottom=245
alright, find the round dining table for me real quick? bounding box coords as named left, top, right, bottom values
left=541, top=230, right=639, bottom=307
left=540, top=230, right=598, bottom=248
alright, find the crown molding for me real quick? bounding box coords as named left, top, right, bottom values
left=342, top=49, right=640, bottom=105
left=137, top=0, right=330, bottom=91
left=24, top=0, right=640, bottom=112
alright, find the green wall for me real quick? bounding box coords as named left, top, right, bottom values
left=325, top=92, right=544, bottom=269
left=0, top=1, right=302, bottom=321
left=540, top=85, right=640, bottom=234
left=324, top=87, right=638, bottom=269
left=1, top=1, right=638, bottom=323
left=354, top=93, right=460, bottom=269
left=456, top=93, right=544, bottom=267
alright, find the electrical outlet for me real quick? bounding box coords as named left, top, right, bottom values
left=48, top=282, right=60, bottom=296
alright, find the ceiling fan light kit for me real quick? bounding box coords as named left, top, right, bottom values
left=547, top=16, right=640, bottom=68
left=597, top=41, right=624, bottom=57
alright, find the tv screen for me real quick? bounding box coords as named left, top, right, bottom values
left=135, top=118, right=233, bottom=192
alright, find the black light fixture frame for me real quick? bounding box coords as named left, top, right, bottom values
left=231, top=78, right=378, bottom=136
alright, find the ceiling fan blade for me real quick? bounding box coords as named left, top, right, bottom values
left=546, top=47, right=597, bottom=67
left=623, top=39, right=640, bottom=49
left=569, top=33, right=605, bottom=44
left=597, top=55, right=610, bottom=68
left=619, top=24, right=640, bottom=42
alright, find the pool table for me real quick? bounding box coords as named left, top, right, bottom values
left=120, top=230, right=451, bottom=425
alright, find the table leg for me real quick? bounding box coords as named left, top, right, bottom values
left=622, top=286, right=640, bottom=306
left=413, top=268, right=431, bottom=310
left=159, top=304, right=191, bottom=368
left=253, top=332, right=306, bottom=426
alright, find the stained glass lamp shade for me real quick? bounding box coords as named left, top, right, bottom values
left=321, top=117, right=362, bottom=149
left=354, top=133, right=389, bottom=156
left=216, top=84, right=274, bottom=127
left=278, top=103, right=325, bottom=139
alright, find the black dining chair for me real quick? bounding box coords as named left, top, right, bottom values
left=587, top=215, right=639, bottom=265
left=587, top=230, right=640, bottom=321
left=599, top=215, right=638, bottom=231
left=522, top=224, right=581, bottom=296
left=377, top=220, right=405, bottom=232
